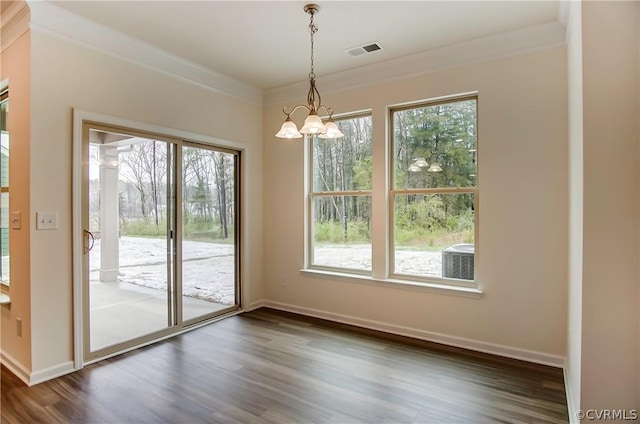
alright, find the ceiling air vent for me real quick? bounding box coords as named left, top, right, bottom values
left=345, top=42, right=383, bottom=57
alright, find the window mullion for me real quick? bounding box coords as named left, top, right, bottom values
left=311, top=190, right=372, bottom=198
left=391, top=187, right=476, bottom=195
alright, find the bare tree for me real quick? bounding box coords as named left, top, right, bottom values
left=119, top=141, right=167, bottom=228
left=119, top=144, right=149, bottom=219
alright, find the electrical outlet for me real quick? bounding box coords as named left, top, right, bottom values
left=280, top=277, right=287, bottom=287
left=16, top=318, right=22, bottom=337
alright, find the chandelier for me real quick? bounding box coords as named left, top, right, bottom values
left=275, top=4, right=343, bottom=139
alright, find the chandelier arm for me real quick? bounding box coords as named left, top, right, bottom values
left=317, top=106, right=333, bottom=117
left=307, top=79, right=322, bottom=113
left=313, top=80, right=322, bottom=112
left=282, top=104, right=312, bottom=117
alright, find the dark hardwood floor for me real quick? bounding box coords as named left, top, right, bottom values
left=1, top=308, right=568, bottom=423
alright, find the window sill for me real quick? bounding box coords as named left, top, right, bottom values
left=0, top=282, right=10, bottom=306
left=300, top=269, right=483, bottom=299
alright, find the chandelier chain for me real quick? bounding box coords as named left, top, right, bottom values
left=308, top=12, right=318, bottom=79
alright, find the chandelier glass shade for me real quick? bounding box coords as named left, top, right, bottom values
left=275, top=4, right=343, bottom=140
left=408, top=157, right=443, bottom=173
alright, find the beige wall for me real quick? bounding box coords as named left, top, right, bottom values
left=0, top=30, right=31, bottom=372
left=27, top=29, right=263, bottom=373
left=566, top=0, right=583, bottom=412
left=2, top=2, right=637, bottom=410
left=5, top=0, right=637, bottom=409
left=263, top=47, right=568, bottom=359
left=580, top=1, right=639, bottom=411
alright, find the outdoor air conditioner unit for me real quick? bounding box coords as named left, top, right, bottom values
left=442, top=244, right=474, bottom=280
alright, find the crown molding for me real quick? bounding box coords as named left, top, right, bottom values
left=26, top=1, right=262, bottom=104
left=5, top=1, right=568, bottom=108
left=1, top=0, right=30, bottom=52
left=557, top=0, right=572, bottom=31
left=265, top=20, right=567, bottom=106
left=561, top=0, right=580, bottom=45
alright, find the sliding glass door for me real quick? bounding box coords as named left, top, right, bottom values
left=83, top=124, right=240, bottom=361
left=181, top=144, right=239, bottom=322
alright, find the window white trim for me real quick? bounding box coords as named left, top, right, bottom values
left=305, top=113, right=374, bottom=274
left=388, top=94, right=479, bottom=287
left=304, top=94, right=479, bottom=292
left=0, top=90, right=9, bottom=289
left=300, top=268, right=483, bottom=299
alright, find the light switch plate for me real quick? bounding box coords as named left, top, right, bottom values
left=10, top=211, right=21, bottom=230
left=36, top=212, right=58, bottom=230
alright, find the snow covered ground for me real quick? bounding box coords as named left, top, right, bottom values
left=90, top=237, right=236, bottom=305
left=90, top=237, right=444, bottom=306
left=313, top=244, right=442, bottom=277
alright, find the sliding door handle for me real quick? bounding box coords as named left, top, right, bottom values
left=83, top=229, right=95, bottom=254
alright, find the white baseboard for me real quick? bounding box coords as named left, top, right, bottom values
left=29, top=361, right=75, bottom=386
left=0, top=352, right=75, bottom=386
left=0, top=350, right=31, bottom=386
left=245, top=300, right=266, bottom=312
left=261, top=301, right=565, bottom=368
left=564, top=367, right=578, bottom=424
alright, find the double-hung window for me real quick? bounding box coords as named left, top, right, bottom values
left=390, top=96, right=477, bottom=285
left=308, top=113, right=373, bottom=273
left=306, top=95, right=477, bottom=288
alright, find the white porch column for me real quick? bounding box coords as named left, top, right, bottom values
left=99, top=146, right=119, bottom=282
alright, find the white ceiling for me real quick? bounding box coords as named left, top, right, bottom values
left=48, top=1, right=561, bottom=90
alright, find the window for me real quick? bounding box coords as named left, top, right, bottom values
left=309, top=114, right=373, bottom=272
left=0, top=90, right=8, bottom=286
left=305, top=96, right=478, bottom=289
left=391, top=96, right=477, bottom=284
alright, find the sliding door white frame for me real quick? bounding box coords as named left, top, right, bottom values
left=72, top=109, right=250, bottom=369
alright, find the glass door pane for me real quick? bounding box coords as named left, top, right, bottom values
left=88, top=131, right=172, bottom=352
left=0, top=95, right=9, bottom=284
left=181, top=145, right=238, bottom=322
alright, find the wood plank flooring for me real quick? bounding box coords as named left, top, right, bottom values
left=1, top=308, right=568, bottom=423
